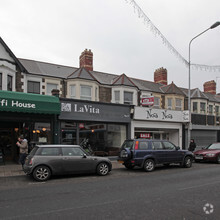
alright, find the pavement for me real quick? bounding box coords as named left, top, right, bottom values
left=0, top=160, right=123, bottom=178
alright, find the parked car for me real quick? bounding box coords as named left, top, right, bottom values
left=23, top=145, right=112, bottom=181
left=194, top=143, right=220, bottom=163
left=118, top=139, right=193, bottom=172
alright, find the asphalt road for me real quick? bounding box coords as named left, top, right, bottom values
left=0, top=162, right=220, bottom=220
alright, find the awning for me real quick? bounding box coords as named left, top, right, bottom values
left=0, top=90, right=60, bottom=114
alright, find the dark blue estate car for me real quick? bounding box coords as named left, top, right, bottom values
left=118, top=139, right=193, bottom=172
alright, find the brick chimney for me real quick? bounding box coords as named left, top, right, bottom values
left=79, top=49, right=93, bottom=71
left=154, top=67, right=167, bottom=85
left=203, top=80, right=216, bottom=94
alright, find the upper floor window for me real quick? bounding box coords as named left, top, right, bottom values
left=0, top=73, right=2, bottom=90
left=167, top=98, right=172, bottom=110
left=114, top=91, right=120, bottom=103
left=70, top=85, right=76, bottom=98
left=209, top=105, right=213, bottom=114
left=175, top=98, right=182, bottom=111
left=124, top=91, right=133, bottom=105
left=80, top=85, right=92, bottom=100
left=7, top=75, right=12, bottom=91
left=46, top=83, right=57, bottom=96
left=200, top=102, right=206, bottom=114
left=153, top=97, right=160, bottom=109
left=95, top=87, right=98, bottom=101
left=27, top=81, right=40, bottom=94
left=216, top=106, right=220, bottom=116
left=193, top=102, right=198, bottom=113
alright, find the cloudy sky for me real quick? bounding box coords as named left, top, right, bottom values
left=1, top=0, right=220, bottom=93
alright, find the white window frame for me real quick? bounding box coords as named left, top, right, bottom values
left=80, top=85, right=92, bottom=100
left=200, top=102, right=206, bottom=114
left=209, top=105, right=213, bottom=115
left=114, top=91, right=120, bottom=103
left=70, top=85, right=76, bottom=99
left=193, top=102, right=198, bottom=113
left=46, top=83, right=58, bottom=96
left=175, top=98, right=182, bottom=111
left=153, top=97, right=160, bottom=109
left=167, top=98, right=172, bottom=110
left=124, top=91, right=133, bottom=105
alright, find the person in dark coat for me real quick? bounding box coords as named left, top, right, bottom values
left=188, top=139, right=196, bottom=152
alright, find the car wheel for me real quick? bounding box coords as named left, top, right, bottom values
left=97, top=162, right=109, bottom=176
left=124, top=164, right=134, bottom=170
left=216, top=154, right=220, bottom=164
left=183, top=156, right=192, bottom=168
left=33, top=165, right=51, bottom=181
left=143, top=159, right=155, bottom=172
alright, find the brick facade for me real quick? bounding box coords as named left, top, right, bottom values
left=154, top=67, right=167, bottom=85
left=203, top=80, right=216, bottom=94
left=99, top=86, right=111, bottom=103
left=79, top=49, right=93, bottom=71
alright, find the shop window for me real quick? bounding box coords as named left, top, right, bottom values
left=46, top=83, right=58, bottom=95
left=0, top=73, right=2, bottom=90
left=193, top=102, right=198, bottom=113
left=167, top=98, right=172, bottom=110
left=124, top=91, right=133, bottom=105
left=7, top=75, right=12, bottom=91
left=28, top=81, right=40, bottom=94
left=216, top=106, right=219, bottom=116
left=114, top=91, right=120, bottom=103
left=80, top=85, right=92, bottom=100
left=175, top=98, right=182, bottom=111
left=200, top=102, right=206, bottom=114
left=153, top=97, right=160, bottom=109
left=209, top=105, right=213, bottom=114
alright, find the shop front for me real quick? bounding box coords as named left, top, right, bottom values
left=59, top=99, right=131, bottom=156
left=132, top=107, right=189, bottom=149
left=0, top=90, right=60, bottom=163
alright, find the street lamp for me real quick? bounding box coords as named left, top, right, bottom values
left=188, top=21, right=220, bottom=148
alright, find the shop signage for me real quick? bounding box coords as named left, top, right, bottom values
left=140, top=133, right=150, bottom=138
left=141, top=97, right=154, bottom=106
left=0, top=99, right=36, bottom=109
left=134, top=107, right=189, bottom=122
left=59, top=99, right=131, bottom=123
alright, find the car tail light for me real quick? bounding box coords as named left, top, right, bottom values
left=135, top=141, right=139, bottom=150
left=29, top=158, right=33, bottom=165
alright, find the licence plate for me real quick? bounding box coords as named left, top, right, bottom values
left=118, top=160, right=124, bottom=164
left=195, top=156, right=203, bottom=160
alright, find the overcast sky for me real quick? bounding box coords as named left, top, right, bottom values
left=1, top=0, right=220, bottom=93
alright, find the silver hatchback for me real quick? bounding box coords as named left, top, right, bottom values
left=23, top=145, right=112, bottom=181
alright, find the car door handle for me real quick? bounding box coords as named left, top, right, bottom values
left=63, top=157, right=69, bottom=160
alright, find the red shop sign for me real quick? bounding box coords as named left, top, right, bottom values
left=141, top=97, right=154, bottom=106
left=140, top=133, right=150, bottom=138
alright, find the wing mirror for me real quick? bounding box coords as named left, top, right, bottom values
left=83, top=154, right=87, bottom=158
left=176, top=146, right=180, bottom=150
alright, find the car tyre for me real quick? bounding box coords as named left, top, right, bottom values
left=183, top=156, right=192, bottom=168
left=33, top=165, right=51, bottom=181
left=124, top=164, right=134, bottom=170
left=143, top=159, right=155, bottom=172
left=97, top=162, right=109, bottom=176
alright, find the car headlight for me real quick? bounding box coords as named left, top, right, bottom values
left=206, top=153, right=215, bottom=157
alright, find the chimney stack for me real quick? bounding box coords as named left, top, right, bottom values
left=79, top=49, right=93, bottom=71
left=154, top=67, right=167, bottom=85
left=203, top=80, right=216, bottom=94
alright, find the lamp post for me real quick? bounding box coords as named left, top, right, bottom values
left=188, top=21, right=220, bottom=148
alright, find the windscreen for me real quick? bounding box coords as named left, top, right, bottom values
left=121, top=140, right=134, bottom=150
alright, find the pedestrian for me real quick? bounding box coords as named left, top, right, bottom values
left=16, top=135, right=28, bottom=168
left=188, top=139, right=196, bottom=152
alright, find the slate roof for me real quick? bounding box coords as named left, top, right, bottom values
left=0, top=37, right=26, bottom=72
left=112, top=73, right=137, bottom=87
left=160, top=82, right=185, bottom=95
left=19, top=58, right=77, bottom=78
left=68, top=68, right=99, bottom=82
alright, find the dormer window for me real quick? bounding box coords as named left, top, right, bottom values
left=114, top=91, right=120, bottom=103
left=7, top=75, right=12, bottom=91
left=80, top=85, right=92, bottom=100
left=167, top=98, right=172, bottom=110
